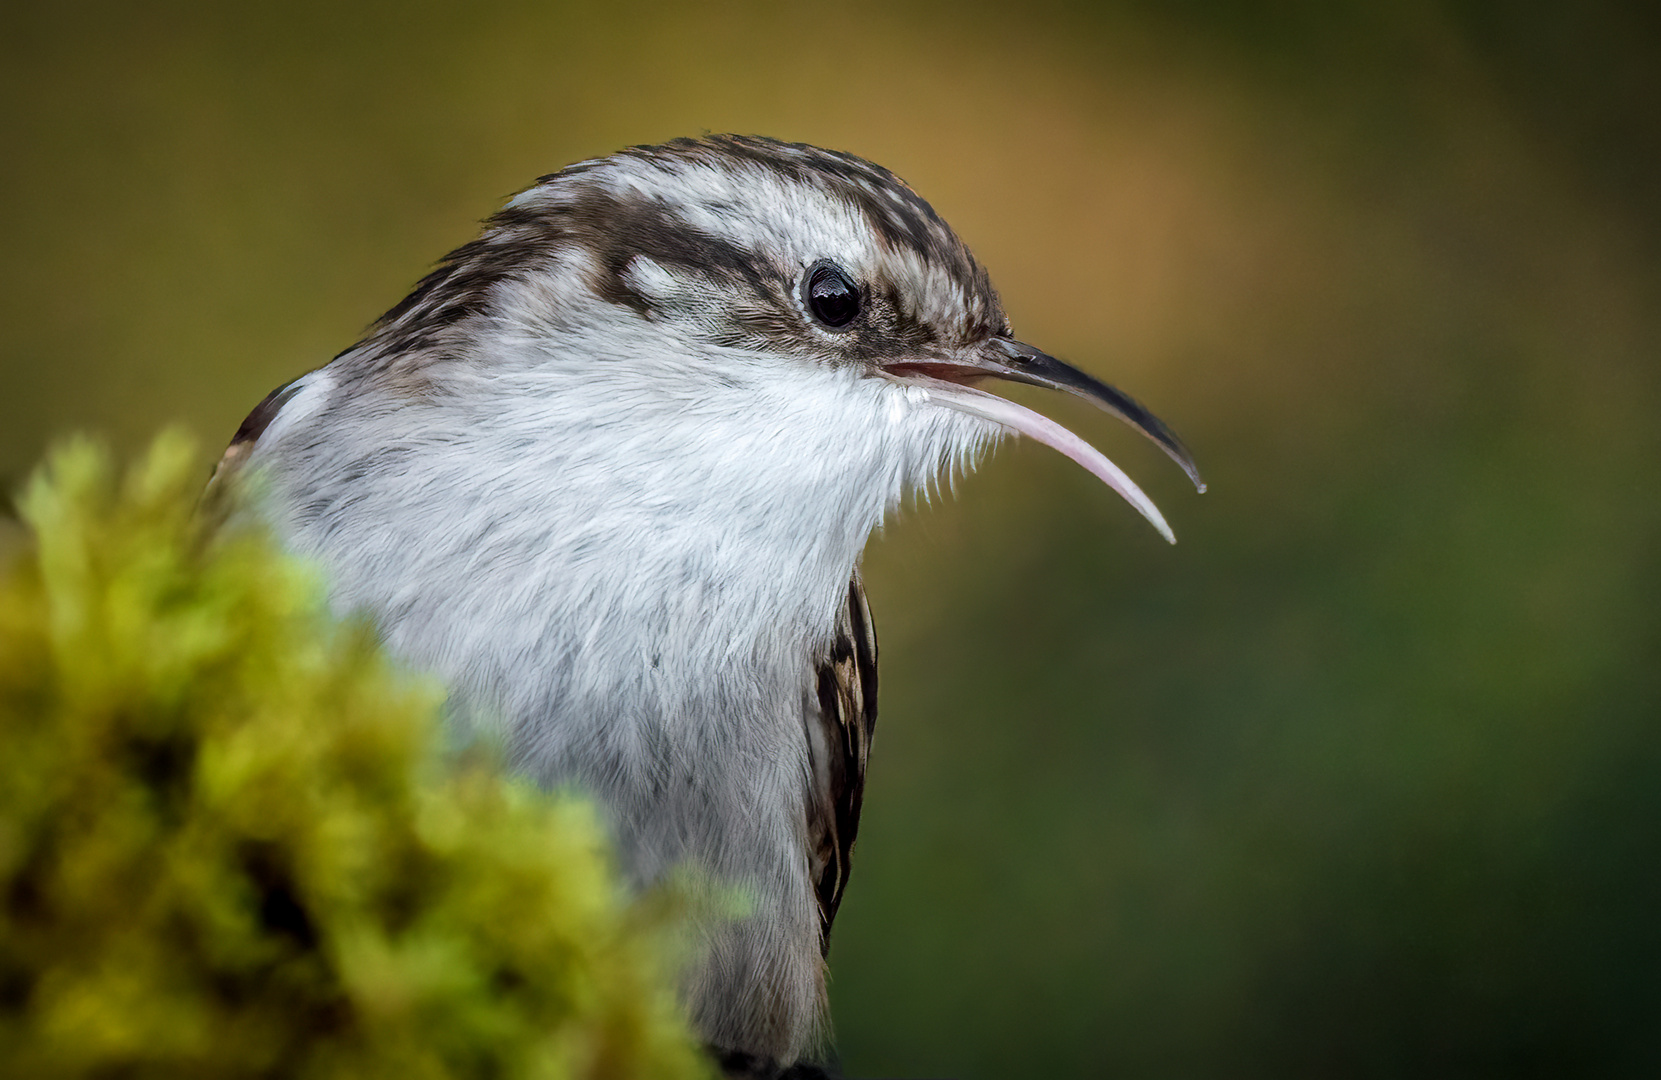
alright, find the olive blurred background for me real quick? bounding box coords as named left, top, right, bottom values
left=3, top=1, right=1657, bottom=1076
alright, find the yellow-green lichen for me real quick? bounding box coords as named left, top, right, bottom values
left=0, top=432, right=714, bottom=1080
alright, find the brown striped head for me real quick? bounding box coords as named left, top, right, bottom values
left=343, top=135, right=1201, bottom=539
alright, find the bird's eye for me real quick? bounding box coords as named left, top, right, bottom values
left=804, top=262, right=862, bottom=329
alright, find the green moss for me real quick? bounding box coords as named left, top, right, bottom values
left=0, top=432, right=714, bottom=1079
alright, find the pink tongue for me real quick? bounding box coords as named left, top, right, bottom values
left=911, top=377, right=1176, bottom=544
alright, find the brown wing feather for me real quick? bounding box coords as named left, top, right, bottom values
left=199, top=380, right=298, bottom=524
left=804, top=570, right=879, bottom=956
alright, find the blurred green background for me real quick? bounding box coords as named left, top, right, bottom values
left=3, top=1, right=1657, bottom=1076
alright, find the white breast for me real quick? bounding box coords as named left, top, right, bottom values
left=245, top=306, right=995, bottom=1059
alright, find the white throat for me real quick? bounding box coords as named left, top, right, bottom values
left=254, top=304, right=993, bottom=770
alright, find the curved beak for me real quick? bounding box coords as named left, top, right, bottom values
left=883, top=339, right=1204, bottom=544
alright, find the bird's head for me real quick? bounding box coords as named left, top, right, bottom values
left=352, top=135, right=1202, bottom=542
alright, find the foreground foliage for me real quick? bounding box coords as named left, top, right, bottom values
left=0, top=433, right=711, bottom=1079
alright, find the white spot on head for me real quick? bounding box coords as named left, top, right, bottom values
left=621, top=255, right=677, bottom=299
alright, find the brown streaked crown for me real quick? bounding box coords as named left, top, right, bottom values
left=345, top=135, right=1010, bottom=377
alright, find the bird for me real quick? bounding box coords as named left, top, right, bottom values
left=209, top=135, right=1203, bottom=1078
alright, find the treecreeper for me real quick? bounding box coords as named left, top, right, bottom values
left=212, top=135, right=1203, bottom=1079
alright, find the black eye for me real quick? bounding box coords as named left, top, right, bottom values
left=804, top=262, right=861, bottom=329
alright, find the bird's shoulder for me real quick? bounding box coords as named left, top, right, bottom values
left=199, top=379, right=302, bottom=524
left=804, top=569, right=879, bottom=956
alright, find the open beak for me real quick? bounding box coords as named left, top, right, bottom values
left=883, top=338, right=1204, bottom=544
